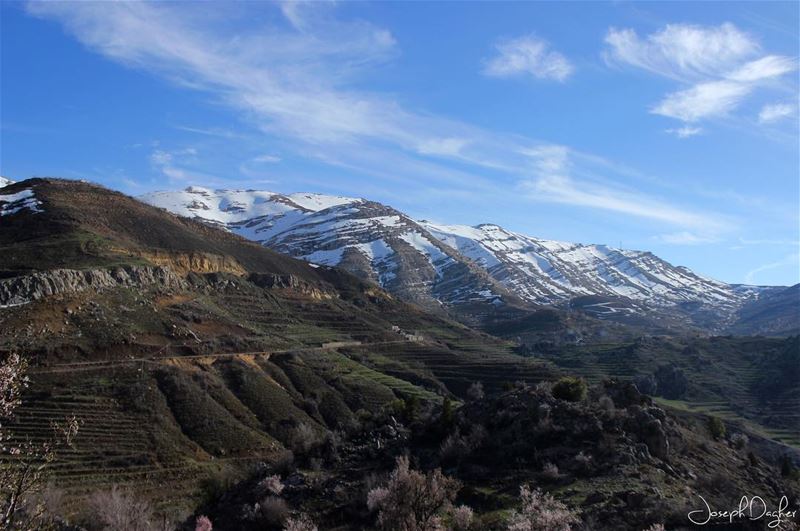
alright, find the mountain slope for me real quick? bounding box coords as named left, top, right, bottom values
left=727, top=283, right=800, bottom=336
left=142, top=187, right=515, bottom=313
left=0, top=178, right=557, bottom=509
left=141, top=186, right=781, bottom=332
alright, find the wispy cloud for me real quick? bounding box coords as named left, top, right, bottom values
left=253, top=154, right=281, bottom=163
left=416, top=137, right=471, bottom=157
left=652, top=80, right=751, bottom=122
left=758, top=102, right=797, bottom=124
left=665, top=125, right=703, bottom=138
left=519, top=144, right=731, bottom=234
left=604, top=23, right=757, bottom=81
left=604, top=23, right=796, bottom=134
left=27, top=2, right=732, bottom=238
left=483, top=35, right=573, bottom=82
left=744, top=252, right=800, bottom=284
left=149, top=147, right=214, bottom=183
left=655, top=231, right=718, bottom=245
left=173, top=125, right=244, bottom=139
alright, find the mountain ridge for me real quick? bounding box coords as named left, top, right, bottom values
left=141, top=185, right=790, bottom=333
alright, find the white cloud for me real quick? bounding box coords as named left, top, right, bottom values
left=149, top=150, right=173, bottom=166
left=604, top=23, right=757, bottom=81
left=665, top=125, right=703, bottom=138
left=656, top=231, right=718, bottom=245
left=416, top=137, right=471, bottom=157
left=253, top=154, right=281, bottom=163
left=520, top=145, right=730, bottom=232
left=758, top=102, right=796, bottom=124
left=744, top=252, right=799, bottom=284
left=604, top=23, right=797, bottom=134
left=174, top=125, right=243, bottom=139
left=727, top=55, right=796, bottom=82
left=149, top=147, right=208, bottom=182
left=652, top=80, right=751, bottom=122
left=28, top=2, right=732, bottom=236
left=483, top=35, right=573, bottom=82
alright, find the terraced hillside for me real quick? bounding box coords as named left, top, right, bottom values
left=0, top=178, right=558, bottom=514
left=536, top=335, right=800, bottom=449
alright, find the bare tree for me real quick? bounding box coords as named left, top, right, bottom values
left=367, top=455, right=462, bottom=531
left=506, top=485, right=579, bottom=531
left=88, top=485, right=154, bottom=531
left=0, top=353, right=79, bottom=530
left=284, top=513, right=318, bottom=531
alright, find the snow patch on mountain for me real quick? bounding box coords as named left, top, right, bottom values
left=141, top=186, right=754, bottom=321
left=0, top=188, right=43, bottom=216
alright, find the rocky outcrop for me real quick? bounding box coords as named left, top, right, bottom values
left=627, top=405, right=671, bottom=460
left=248, top=272, right=335, bottom=300
left=0, top=266, right=187, bottom=306
left=134, top=251, right=247, bottom=276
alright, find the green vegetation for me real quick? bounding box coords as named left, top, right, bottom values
left=552, top=376, right=587, bottom=402
left=707, top=416, right=726, bottom=441
left=538, top=336, right=799, bottom=447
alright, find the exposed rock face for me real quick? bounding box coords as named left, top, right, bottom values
left=136, top=251, right=248, bottom=276
left=247, top=273, right=335, bottom=300
left=0, top=266, right=187, bottom=306
left=627, top=406, right=671, bottom=460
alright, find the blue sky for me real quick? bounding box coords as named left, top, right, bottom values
left=1, top=1, right=798, bottom=286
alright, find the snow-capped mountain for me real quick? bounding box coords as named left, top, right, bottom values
left=142, top=187, right=509, bottom=311
left=0, top=177, right=14, bottom=188
left=141, top=186, right=760, bottom=328
left=420, top=222, right=737, bottom=307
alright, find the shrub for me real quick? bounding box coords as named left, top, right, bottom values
left=259, top=474, right=284, bottom=496
left=730, top=432, right=748, bottom=450
left=273, top=451, right=295, bottom=475
left=440, top=424, right=487, bottom=464
left=573, top=452, right=591, bottom=474
left=403, top=396, right=420, bottom=422
left=707, top=416, right=726, bottom=441
left=541, top=462, right=560, bottom=481
left=200, top=467, right=238, bottom=505
left=284, top=513, right=318, bottom=531
left=551, top=377, right=587, bottom=402
left=466, top=382, right=485, bottom=402
left=366, top=455, right=461, bottom=531
left=439, top=430, right=469, bottom=463
left=290, top=423, right=322, bottom=455
left=747, top=451, right=759, bottom=467
left=781, top=455, right=798, bottom=479
left=597, top=395, right=615, bottom=413
left=88, top=485, right=154, bottom=531
left=506, top=485, right=579, bottom=531
left=452, top=505, right=474, bottom=530
left=440, top=397, right=455, bottom=428
left=257, top=496, right=289, bottom=527
left=195, top=515, right=213, bottom=531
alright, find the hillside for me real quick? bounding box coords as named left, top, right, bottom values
left=0, top=178, right=557, bottom=514
left=727, top=284, right=800, bottom=336
left=1, top=178, right=798, bottom=530
left=141, top=186, right=793, bottom=334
